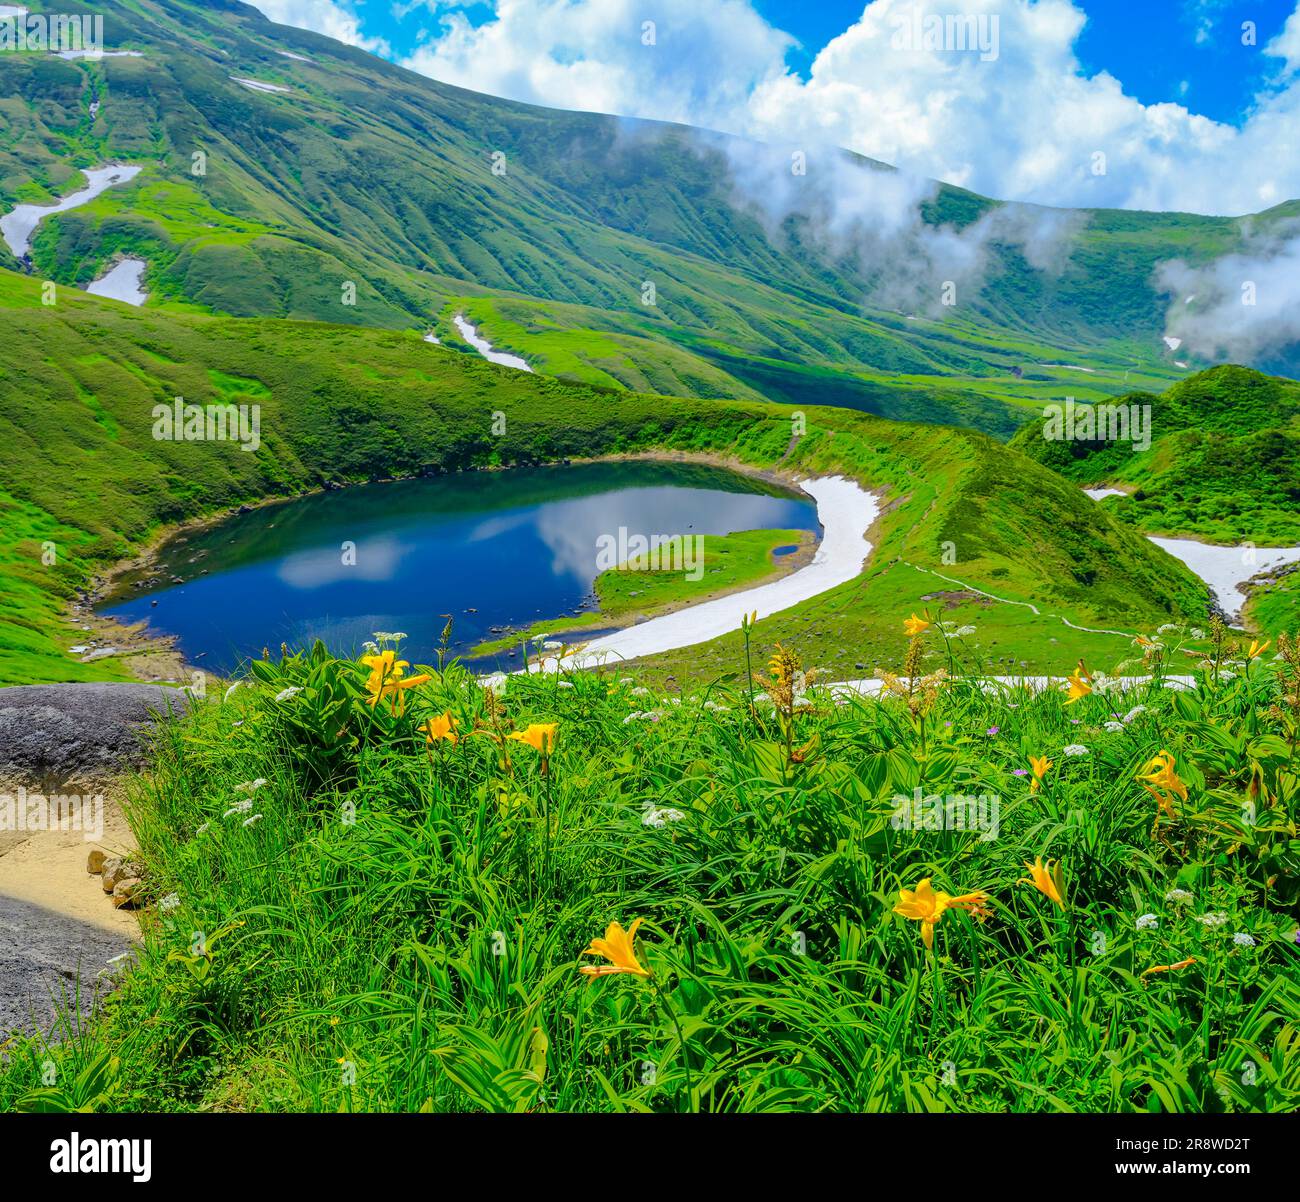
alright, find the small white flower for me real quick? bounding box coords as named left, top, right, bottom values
left=543, top=641, right=563, bottom=650
left=1190, top=628, right=1205, bottom=640
left=373, top=631, right=406, bottom=642
left=362, top=640, right=379, bottom=654
left=630, top=686, right=651, bottom=697
left=242, top=813, right=263, bottom=828
left=231, top=720, right=244, bottom=728
left=224, top=799, right=254, bottom=817
left=159, top=893, right=181, bottom=912
left=275, top=687, right=302, bottom=702
left=106, top=951, right=134, bottom=965
left=481, top=672, right=508, bottom=696
left=1157, top=624, right=1180, bottom=635
left=196, top=822, right=210, bottom=834
left=1063, top=744, right=1089, bottom=756
left=642, top=805, right=684, bottom=828
left=1164, top=888, right=1194, bottom=905
left=952, top=625, right=976, bottom=637
left=1104, top=721, right=1124, bottom=733
left=234, top=778, right=267, bottom=795
left=1122, top=705, right=1147, bottom=724
left=1232, top=932, right=1256, bottom=947
left=703, top=700, right=730, bottom=712
left=556, top=680, right=574, bottom=689
left=1136, top=913, right=1159, bottom=930
left=1195, top=912, right=1229, bottom=927
left=223, top=682, right=242, bottom=703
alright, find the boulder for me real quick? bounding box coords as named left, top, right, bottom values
left=112, top=878, right=143, bottom=909
left=87, top=848, right=107, bottom=874
left=0, top=682, right=188, bottom=781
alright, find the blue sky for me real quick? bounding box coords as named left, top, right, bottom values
left=256, top=0, right=1300, bottom=214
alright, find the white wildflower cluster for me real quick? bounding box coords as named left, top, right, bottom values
left=1164, top=888, right=1194, bottom=905
left=641, top=803, right=685, bottom=828
left=937, top=621, right=977, bottom=638
left=1232, top=932, right=1256, bottom=947
left=1062, top=744, right=1089, bottom=756
left=223, top=779, right=266, bottom=826
left=623, top=710, right=664, bottom=724
left=1136, top=913, right=1159, bottom=930
left=1195, top=912, right=1229, bottom=928
left=480, top=672, right=508, bottom=697
left=702, top=700, right=731, bottom=712
left=629, top=686, right=651, bottom=698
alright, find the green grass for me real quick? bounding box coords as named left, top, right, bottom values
left=2, top=632, right=1296, bottom=1112
left=1010, top=366, right=1300, bottom=544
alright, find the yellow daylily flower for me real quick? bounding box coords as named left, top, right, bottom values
left=579, top=918, right=651, bottom=978
left=1137, top=749, right=1188, bottom=825
left=508, top=723, right=558, bottom=754
left=1064, top=668, right=1092, bottom=705
left=1137, top=749, right=1188, bottom=802
left=893, top=877, right=991, bottom=949
left=1021, top=856, right=1067, bottom=909
left=1247, top=639, right=1271, bottom=659
left=423, top=712, right=459, bottom=745
left=1141, top=956, right=1196, bottom=978
left=361, top=651, right=429, bottom=714
left=1029, top=755, right=1053, bottom=793
left=903, top=613, right=931, bottom=637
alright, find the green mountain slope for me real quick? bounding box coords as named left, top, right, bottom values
left=0, top=0, right=1279, bottom=436
left=1010, top=365, right=1300, bottom=544
left=0, top=265, right=1205, bottom=684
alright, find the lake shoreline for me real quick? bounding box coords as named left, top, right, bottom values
left=80, top=450, right=834, bottom=681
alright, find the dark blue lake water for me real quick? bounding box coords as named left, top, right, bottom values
left=99, top=461, right=819, bottom=675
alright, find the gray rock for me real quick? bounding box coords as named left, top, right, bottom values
left=0, top=894, right=130, bottom=1040
left=0, top=682, right=188, bottom=781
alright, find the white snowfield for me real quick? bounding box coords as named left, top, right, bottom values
left=824, top=674, right=1197, bottom=700
left=0, top=163, right=141, bottom=258
left=529, top=476, right=879, bottom=672
left=1148, top=537, right=1300, bottom=624
left=231, top=77, right=291, bottom=94
left=86, top=257, right=147, bottom=305
left=454, top=314, right=533, bottom=371
left=1082, top=486, right=1298, bottom=625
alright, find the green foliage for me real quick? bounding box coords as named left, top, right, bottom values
left=3, top=634, right=1297, bottom=1113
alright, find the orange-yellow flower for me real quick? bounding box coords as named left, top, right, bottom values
left=1141, top=956, right=1196, bottom=978
left=508, top=723, right=558, bottom=754
left=1137, top=749, right=1188, bottom=820
left=893, top=877, right=991, bottom=949
left=1064, top=668, right=1092, bottom=705
left=579, top=918, right=651, bottom=978
left=903, top=613, right=931, bottom=637
left=423, top=712, right=459, bottom=745
left=1247, top=639, right=1271, bottom=659
left=361, top=651, right=429, bottom=715
left=1029, top=755, right=1052, bottom=793
left=1021, top=856, right=1067, bottom=909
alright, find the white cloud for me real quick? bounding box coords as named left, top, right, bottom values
left=399, top=0, right=792, bottom=131
left=251, top=0, right=392, bottom=56
left=392, top=0, right=1300, bottom=218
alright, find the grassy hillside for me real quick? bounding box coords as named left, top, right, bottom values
left=3, top=640, right=1296, bottom=1112
left=1010, top=366, right=1300, bottom=544
left=0, top=0, right=1270, bottom=434
left=0, top=265, right=1207, bottom=686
